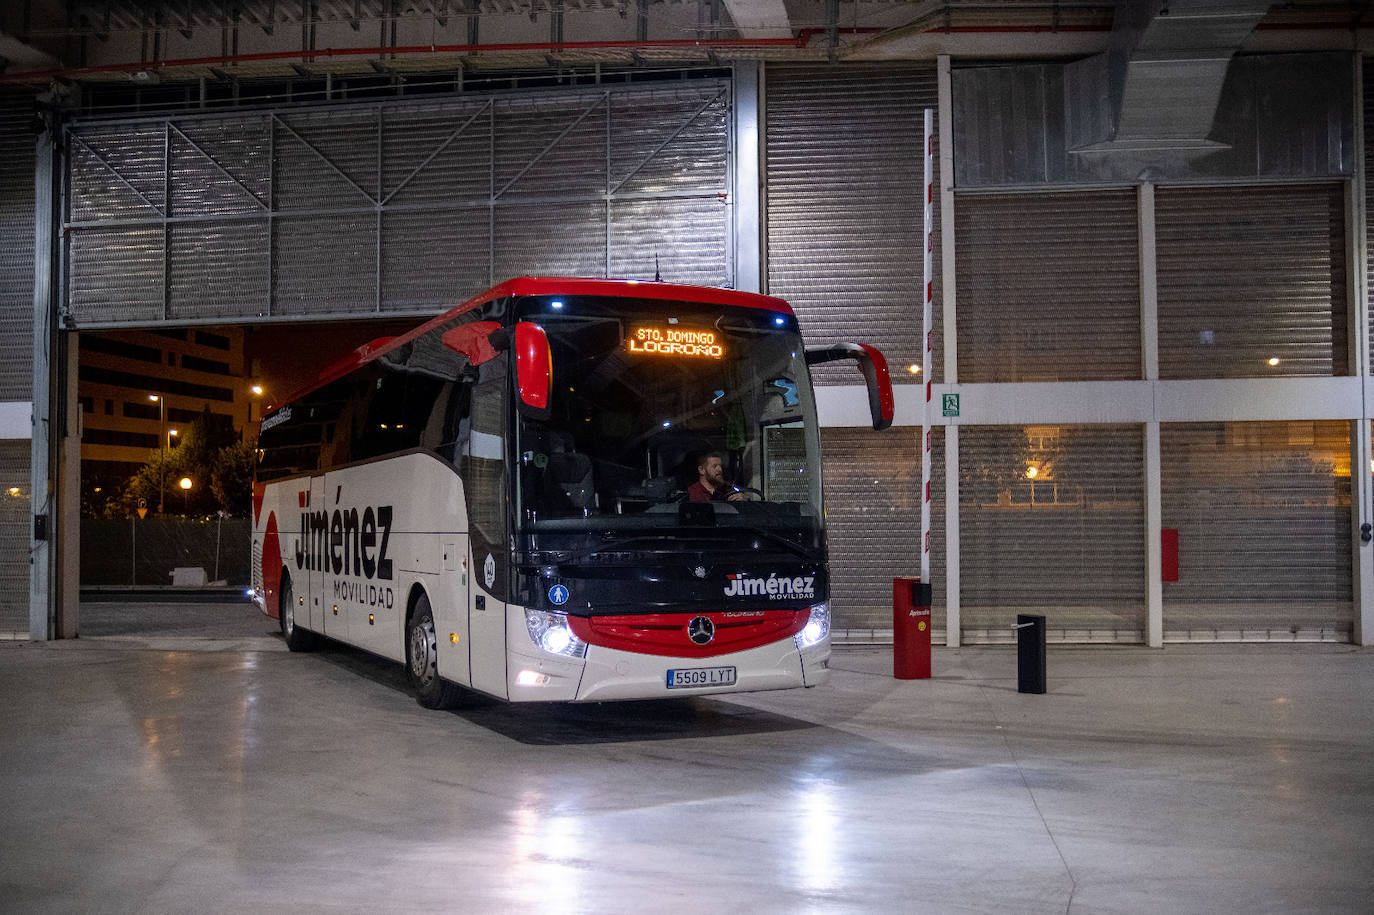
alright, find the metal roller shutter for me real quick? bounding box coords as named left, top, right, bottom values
left=954, top=190, right=1141, bottom=382
left=0, top=88, right=36, bottom=401
left=764, top=65, right=941, bottom=642
left=820, top=427, right=945, bottom=641
left=1157, top=184, right=1346, bottom=378
left=0, top=90, right=36, bottom=635
left=1365, top=59, right=1374, bottom=374
left=0, top=439, right=31, bottom=635
left=64, top=81, right=731, bottom=326
left=765, top=64, right=940, bottom=385
left=959, top=424, right=1145, bottom=642
left=1161, top=421, right=1352, bottom=641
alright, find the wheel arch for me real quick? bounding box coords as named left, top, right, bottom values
left=405, top=581, right=430, bottom=627
left=276, top=567, right=292, bottom=620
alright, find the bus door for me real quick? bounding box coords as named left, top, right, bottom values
left=433, top=527, right=471, bottom=687
left=464, top=364, right=509, bottom=698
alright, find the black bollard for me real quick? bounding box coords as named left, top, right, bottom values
left=1016, top=614, right=1046, bottom=694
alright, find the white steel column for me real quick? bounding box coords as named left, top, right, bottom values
left=938, top=55, right=960, bottom=646
left=732, top=62, right=763, bottom=294
left=1350, top=52, right=1373, bottom=646
left=1144, top=423, right=1163, bottom=646
left=1140, top=182, right=1163, bottom=647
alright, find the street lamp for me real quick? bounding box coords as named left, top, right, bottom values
left=249, top=383, right=268, bottom=425
left=149, top=394, right=166, bottom=514
left=179, top=477, right=192, bottom=515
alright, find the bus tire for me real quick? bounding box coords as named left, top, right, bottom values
left=406, top=593, right=463, bottom=710
left=279, top=573, right=318, bottom=652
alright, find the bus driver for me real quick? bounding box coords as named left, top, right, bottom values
left=688, top=452, right=746, bottom=503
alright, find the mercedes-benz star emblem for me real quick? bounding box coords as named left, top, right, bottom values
left=687, top=616, right=715, bottom=645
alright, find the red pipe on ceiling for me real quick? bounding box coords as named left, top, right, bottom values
left=2, top=20, right=1358, bottom=85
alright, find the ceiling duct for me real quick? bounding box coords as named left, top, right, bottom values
left=721, top=0, right=792, bottom=39
left=1067, top=0, right=1273, bottom=153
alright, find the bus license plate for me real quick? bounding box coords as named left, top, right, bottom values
left=666, top=666, right=737, bottom=689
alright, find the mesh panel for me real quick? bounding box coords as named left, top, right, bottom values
left=169, top=220, right=270, bottom=321
left=80, top=518, right=251, bottom=586
left=1160, top=421, right=1352, bottom=638
left=64, top=81, right=731, bottom=326
left=954, top=190, right=1141, bottom=382
left=820, top=426, right=945, bottom=639
left=1157, top=184, right=1346, bottom=379
left=608, top=196, right=728, bottom=285
left=958, top=424, right=1145, bottom=641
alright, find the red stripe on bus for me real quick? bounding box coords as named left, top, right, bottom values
left=567, top=609, right=809, bottom=659
left=268, top=277, right=794, bottom=408
left=262, top=513, right=283, bottom=620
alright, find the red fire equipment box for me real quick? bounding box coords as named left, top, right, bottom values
left=893, top=576, right=932, bottom=679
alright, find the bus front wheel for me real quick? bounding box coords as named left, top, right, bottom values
left=406, top=593, right=464, bottom=710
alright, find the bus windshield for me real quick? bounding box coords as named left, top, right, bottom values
left=513, top=295, right=824, bottom=550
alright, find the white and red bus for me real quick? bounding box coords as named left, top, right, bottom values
left=251, top=277, right=892, bottom=707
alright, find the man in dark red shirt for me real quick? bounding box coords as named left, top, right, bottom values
left=687, top=452, right=744, bottom=503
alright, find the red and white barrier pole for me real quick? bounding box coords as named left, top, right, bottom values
left=921, top=108, right=933, bottom=592
left=897, top=108, right=936, bottom=680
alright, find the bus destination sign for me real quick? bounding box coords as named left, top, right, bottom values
left=627, top=326, right=724, bottom=359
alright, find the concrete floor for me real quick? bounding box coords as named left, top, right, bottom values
left=1, top=603, right=1372, bottom=913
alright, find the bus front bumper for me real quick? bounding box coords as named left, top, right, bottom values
left=506, top=631, right=831, bottom=702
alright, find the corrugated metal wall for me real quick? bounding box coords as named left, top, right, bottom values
left=954, top=190, right=1141, bottom=382
left=958, top=424, right=1146, bottom=641
left=1157, top=184, right=1347, bottom=378
left=0, top=89, right=36, bottom=635
left=1161, top=421, right=1352, bottom=639
left=64, top=81, right=732, bottom=326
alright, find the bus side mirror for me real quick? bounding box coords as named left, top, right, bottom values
left=446, top=321, right=552, bottom=419
left=512, top=322, right=552, bottom=420
left=804, top=343, right=894, bottom=431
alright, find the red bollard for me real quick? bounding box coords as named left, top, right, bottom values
left=893, top=576, right=932, bottom=679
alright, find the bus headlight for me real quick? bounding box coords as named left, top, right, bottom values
left=525, top=609, right=588, bottom=658
left=795, top=603, right=830, bottom=649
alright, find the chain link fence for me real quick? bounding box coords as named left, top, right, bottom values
left=81, top=518, right=250, bottom=587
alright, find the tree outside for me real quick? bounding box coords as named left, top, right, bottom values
left=87, top=406, right=256, bottom=519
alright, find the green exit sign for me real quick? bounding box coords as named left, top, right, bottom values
left=942, top=393, right=960, bottom=417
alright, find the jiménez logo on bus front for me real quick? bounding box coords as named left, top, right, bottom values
left=295, top=494, right=397, bottom=609
left=723, top=572, right=816, bottom=601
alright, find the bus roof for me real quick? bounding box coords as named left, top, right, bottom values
left=269, top=277, right=795, bottom=411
